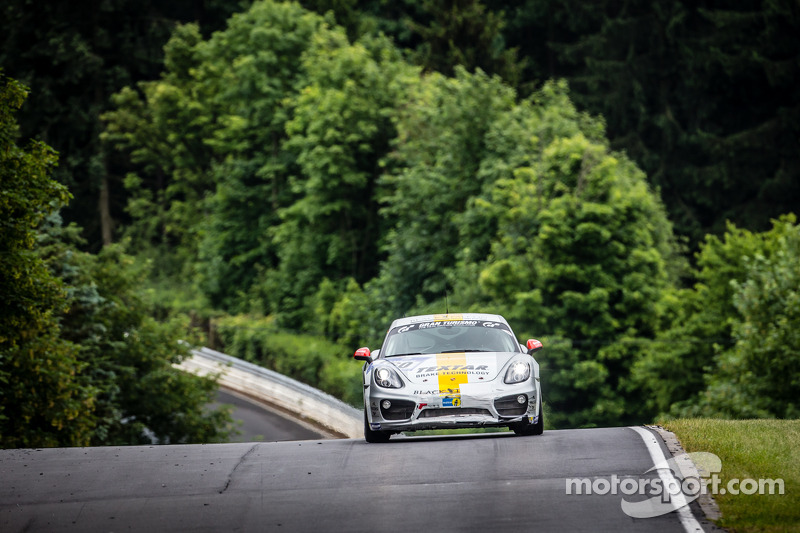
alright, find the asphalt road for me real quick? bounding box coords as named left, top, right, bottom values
left=0, top=427, right=712, bottom=533
left=212, top=389, right=324, bottom=442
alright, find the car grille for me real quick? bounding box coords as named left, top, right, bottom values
left=494, top=394, right=528, bottom=416
left=380, top=399, right=416, bottom=420
left=418, top=408, right=492, bottom=418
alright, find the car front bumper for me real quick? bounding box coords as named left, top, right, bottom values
left=365, top=379, right=540, bottom=432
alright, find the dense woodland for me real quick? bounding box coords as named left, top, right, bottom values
left=1, top=0, right=798, bottom=447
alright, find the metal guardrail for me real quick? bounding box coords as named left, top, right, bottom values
left=177, top=347, right=362, bottom=439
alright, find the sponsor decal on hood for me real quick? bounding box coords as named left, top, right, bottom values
left=390, top=353, right=501, bottom=389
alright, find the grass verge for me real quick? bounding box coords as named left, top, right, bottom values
left=662, top=419, right=800, bottom=533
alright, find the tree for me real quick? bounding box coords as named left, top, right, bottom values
left=196, top=1, right=333, bottom=313
left=501, top=0, right=800, bottom=246
left=633, top=215, right=797, bottom=417
left=683, top=2, right=800, bottom=238
left=376, top=67, right=517, bottom=313
left=637, top=215, right=800, bottom=420
left=106, top=1, right=420, bottom=322
left=2, top=74, right=231, bottom=447
left=45, top=231, right=234, bottom=445
left=263, top=32, right=417, bottom=325
left=439, top=81, right=682, bottom=427
left=404, top=0, right=523, bottom=85
left=0, top=75, right=96, bottom=447
left=725, top=220, right=800, bottom=418
left=105, top=1, right=330, bottom=313
left=102, top=23, right=217, bottom=279
left=1, top=0, right=250, bottom=250
left=298, top=0, right=524, bottom=84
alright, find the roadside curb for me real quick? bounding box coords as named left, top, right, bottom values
left=648, top=424, right=722, bottom=522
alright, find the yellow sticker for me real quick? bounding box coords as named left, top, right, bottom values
left=433, top=314, right=463, bottom=322
left=436, top=352, right=468, bottom=395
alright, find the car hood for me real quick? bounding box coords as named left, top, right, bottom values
left=385, top=352, right=518, bottom=386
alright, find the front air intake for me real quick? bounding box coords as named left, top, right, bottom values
left=494, top=394, right=528, bottom=416
left=418, top=408, right=491, bottom=418
left=380, top=399, right=416, bottom=420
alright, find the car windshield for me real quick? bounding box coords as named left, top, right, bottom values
left=382, top=321, right=519, bottom=357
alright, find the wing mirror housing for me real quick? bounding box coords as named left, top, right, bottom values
left=354, top=347, right=373, bottom=363
left=526, top=339, right=543, bottom=354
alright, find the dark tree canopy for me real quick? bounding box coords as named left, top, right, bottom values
left=2, top=0, right=798, bottom=436
left=0, top=0, right=250, bottom=249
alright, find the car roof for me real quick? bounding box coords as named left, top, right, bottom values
left=389, top=313, right=509, bottom=328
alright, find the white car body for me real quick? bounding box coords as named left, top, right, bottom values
left=354, top=313, right=543, bottom=442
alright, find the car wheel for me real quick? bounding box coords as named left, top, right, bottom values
left=364, top=410, right=391, bottom=443
left=512, top=402, right=544, bottom=436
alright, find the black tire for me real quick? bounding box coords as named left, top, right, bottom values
left=364, top=411, right=391, bottom=443
left=512, top=401, right=544, bottom=436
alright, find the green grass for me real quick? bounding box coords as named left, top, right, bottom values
left=662, top=419, right=800, bottom=533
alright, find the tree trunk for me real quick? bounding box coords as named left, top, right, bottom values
left=99, top=171, right=113, bottom=246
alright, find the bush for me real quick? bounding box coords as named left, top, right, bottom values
left=215, top=314, right=362, bottom=406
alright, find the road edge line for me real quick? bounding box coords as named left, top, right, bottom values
left=647, top=424, right=722, bottom=522
left=631, top=426, right=705, bottom=533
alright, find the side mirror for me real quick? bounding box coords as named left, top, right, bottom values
left=526, top=339, right=543, bottom=354
left=354, top=347, right=373, bottom=363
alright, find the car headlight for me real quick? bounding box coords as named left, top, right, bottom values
left=374, top=366, right=403, bottom=389
left=504, top=361, right=530, bottom=384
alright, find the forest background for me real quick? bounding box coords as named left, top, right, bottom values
left=1, top=0, right=798, bottom=447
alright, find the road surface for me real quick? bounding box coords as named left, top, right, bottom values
left=213, top=389, right=323, bottom=442
left=0, top=427, right=713, bottom=532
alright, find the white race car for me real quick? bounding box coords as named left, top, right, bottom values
left=353, top=313, right=543, bottom=442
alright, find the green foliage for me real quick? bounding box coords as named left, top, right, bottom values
left=635, top=215, right=800, bottom=420
left=0, top=76, right=71, bottom=335
left=215, top=314, right=362, bottom=406
left=1, top=0, right=250, bottom=247
left=196, top=1, right=330, bottom=312
left=102, top=19, right=264, bottom=286
left=92, top=0, right=799, bottom=431
left=262, top=30, right=416, bottom=324
left=0, top=75, right=97, bottom=448
left=105, top=1, right=340, bottom=313
left=728, top=227, right=800, bottom=418
left=5, top=0, right=790, bottom=262
left=501, top=0, right=800, bottom=245
left=687, top=217, right=800, bottom=419
left=101, top=23, right=214, bottom=262
left=324, top=278, right=385, bottom=349
left=436, top=81, right=681, bottom=427
left=50, top=236, right=233, bottom=445
left=1, top=73, right=231, bottom=447
left=378, top=67, right=516, bottom=312
left=405, top=0, right=524, bottom=85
